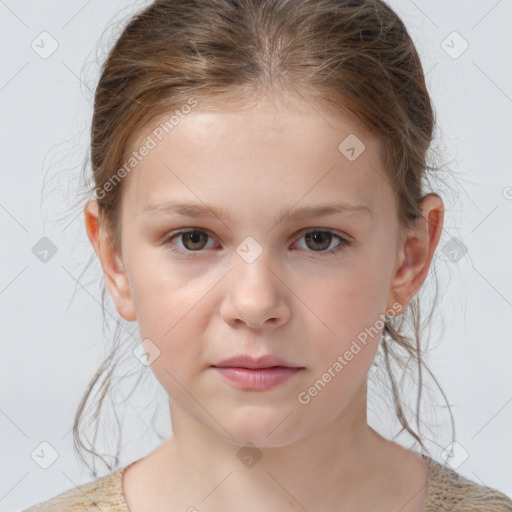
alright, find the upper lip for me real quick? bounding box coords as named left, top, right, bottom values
left=212, top=354, right=303, bottom=369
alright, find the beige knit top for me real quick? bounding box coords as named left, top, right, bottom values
left=23, top=456, right=512, bottom=511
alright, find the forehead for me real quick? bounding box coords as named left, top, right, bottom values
left=121, top=96, right=390, bottom=218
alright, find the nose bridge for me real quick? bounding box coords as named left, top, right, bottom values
left=232, top=233, right=278, bottom=293
left=220, top=234, right=289, bottom=328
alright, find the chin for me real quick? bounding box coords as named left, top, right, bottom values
left=217, top=413, right=310, bottom=449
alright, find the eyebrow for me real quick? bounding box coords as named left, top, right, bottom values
left=143, top=200, right=372, bottom=223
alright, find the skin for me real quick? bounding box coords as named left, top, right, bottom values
left=84, top=92, right=444, bottom=512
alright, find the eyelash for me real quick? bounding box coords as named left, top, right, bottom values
left=163, top=228, right=352, bottom=259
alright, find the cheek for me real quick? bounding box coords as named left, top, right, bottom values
left=128, top=256, right=209, bottom=359
left=294, top=275, right=382, bottom=413
left=300, top=265, right=389, bottom=359
left=131, top=276, right=208, bottom=398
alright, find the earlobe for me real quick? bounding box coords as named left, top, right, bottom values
left=83, top=200, right=137, bottom=322
left=386, top=194, right=444, bottom=315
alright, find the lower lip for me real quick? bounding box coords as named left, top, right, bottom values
left=212, top=366, right=303, bottom=390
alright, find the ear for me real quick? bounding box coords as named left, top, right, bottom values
left=83, top=199, right=136, bottom=322
left=386, top=193, right=444, bottom=316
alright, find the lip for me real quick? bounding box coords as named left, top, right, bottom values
left=212, top=354, right=302, bottom=369
left=212, top=366, right=304, bottom=391
left=211, top=354, right=305, bottom=391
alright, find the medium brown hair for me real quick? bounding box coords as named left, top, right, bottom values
left=74, top=0, right=455, bottom=475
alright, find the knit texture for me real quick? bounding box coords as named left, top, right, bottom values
left=23, top=456, right=512, bottom=511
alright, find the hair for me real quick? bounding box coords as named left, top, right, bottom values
left=72, top=0, right=457, bottom=476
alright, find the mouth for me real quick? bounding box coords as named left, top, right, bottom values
left=210, top=354, right=305, bottom=391
left=212, top=366, right=304, bottom=391
left=212, top=354, right=304, bottom=370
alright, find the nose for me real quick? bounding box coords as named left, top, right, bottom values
left=219, top=251, right=290, bottom=331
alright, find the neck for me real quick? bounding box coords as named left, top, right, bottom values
left=162, top=381, right=391, bottom=510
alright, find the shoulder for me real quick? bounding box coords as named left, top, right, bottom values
left=425, top=457, right=512, bottom=512
left=22, top=465, right=129, bottom=512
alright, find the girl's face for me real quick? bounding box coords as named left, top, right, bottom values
left=94, top=94, right=416, bottom=447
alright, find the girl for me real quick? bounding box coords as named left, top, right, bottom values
left=24, top=0, right=512, bottom=510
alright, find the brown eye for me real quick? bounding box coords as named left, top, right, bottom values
left=166, top=230, right=215, bottom=253
left=179, top=231, right=209, bottom=250
left=164, top=228, right=350, bottom=259
left=304, top=231, right=333, bottom=251
left=295, top=229, right=351, bottom=256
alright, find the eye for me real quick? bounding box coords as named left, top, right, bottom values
left=165, top=229, right=217, bottom=254
left=294, top=229, right=351, bottom=256
left=163, top=228, right=352, bottom=258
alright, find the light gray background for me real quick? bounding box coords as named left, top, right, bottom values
left=1, top=1, right=511, bottom=510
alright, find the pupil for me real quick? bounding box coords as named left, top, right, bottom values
left=182, top=231, right=333, bottom=252
left=185, top=231, right=205, bottom=250
left=307, top=231, right=331, bottom=251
